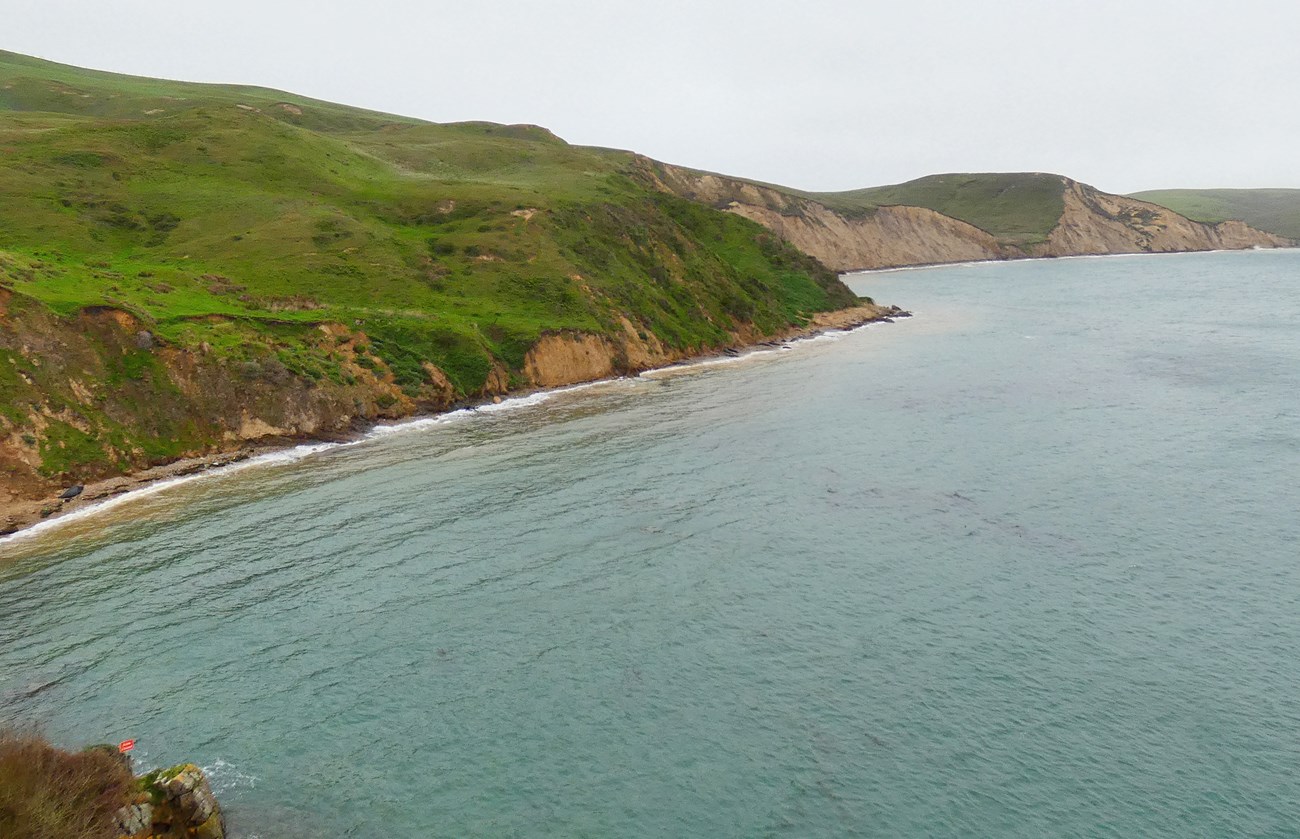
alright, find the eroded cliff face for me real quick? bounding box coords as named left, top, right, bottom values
left=649, top=163, right=1012, bottom=271
left=648, top=163, right=1291, bottom=271
left=521, top=316, right=695, bottom=388
left=523, top=333, right=620, bottom=388
left=727, top=202, right=1011, bottom=272
left=1030, top=180, right=1293, bottom=256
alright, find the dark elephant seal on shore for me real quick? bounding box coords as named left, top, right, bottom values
left=59, top=485, right=84, bottom=500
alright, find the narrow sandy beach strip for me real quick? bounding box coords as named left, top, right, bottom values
left=0, top=305, right=909, bottom=546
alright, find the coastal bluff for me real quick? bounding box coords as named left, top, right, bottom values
left=646, top=163, right=1292, bottom=271
left=0, top=296, right=896, bottom=538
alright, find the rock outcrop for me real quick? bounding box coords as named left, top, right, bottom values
left=523, top=332, right=619, bottom=388
left=117, top=763, right=225, bottom=839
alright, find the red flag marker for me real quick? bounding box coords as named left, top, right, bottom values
left=118, top=739, right=136, bottom=753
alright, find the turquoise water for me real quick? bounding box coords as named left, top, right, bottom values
left=2, top=250, right=1299, bottom=837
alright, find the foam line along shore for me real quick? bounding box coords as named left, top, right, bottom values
left=0, top=307, right=908, bottom=549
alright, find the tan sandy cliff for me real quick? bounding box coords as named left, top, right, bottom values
left=1031, top=180, right=1291, bottom=257
left=647, top=163, right=1291, bottom=271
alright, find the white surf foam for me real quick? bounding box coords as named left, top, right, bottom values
left=363, top=415, right=454, bottom=439
left=639, top=349, right=778, bottom=377
left=641, top=318, right=888, bottom=378
left=849, top=260, right=992, bottom=276
left=203, top=758, right=259, bottom=793
left=365, top=380, right=616, bottom=440
left=0, top=440, right=344, bottom=547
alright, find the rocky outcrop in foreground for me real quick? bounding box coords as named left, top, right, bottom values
left=117, top=763, right=225, bottom=839
left=0, top=730, right=225, bottom=839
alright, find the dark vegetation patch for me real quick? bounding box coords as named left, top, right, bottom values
left=0, top=727, right=134, bottom=839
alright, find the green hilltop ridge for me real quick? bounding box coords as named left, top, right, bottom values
left=0, top=48, right=423, bottom=132
left=806, top=172, right=1069, bottom=248
left=1129, top=188, right=1300, bottom=241
left=0, top=50, right=865, bottom=509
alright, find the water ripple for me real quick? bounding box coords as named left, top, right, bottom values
left=4, top=252, right=1300, bottom=836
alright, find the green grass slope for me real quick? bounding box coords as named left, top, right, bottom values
left=806, top=173, right=1068, bottom=248
left=0, top=51, right=858, bottom=490
left=0, top=49, right=420, bottom=132
left=1129, top=188, right=1300, bottom=241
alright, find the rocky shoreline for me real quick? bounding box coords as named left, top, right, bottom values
left=117, top=762, right=226, bottom=839
left=0, top=304, right=908, bottom=543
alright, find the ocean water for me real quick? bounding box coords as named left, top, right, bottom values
left=2, top=250, right=1299, bottom=837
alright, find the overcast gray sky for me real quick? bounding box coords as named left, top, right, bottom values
left=6, top=0, right=1299, bottom=193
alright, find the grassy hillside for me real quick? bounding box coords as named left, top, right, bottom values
left=806, top=173, right=1068, bottom=247
left=1129, top=188, right=1300, bottom=241
left=0, top=50, right=858, bottom=491
left=0, top=49, right=419, bottom=132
